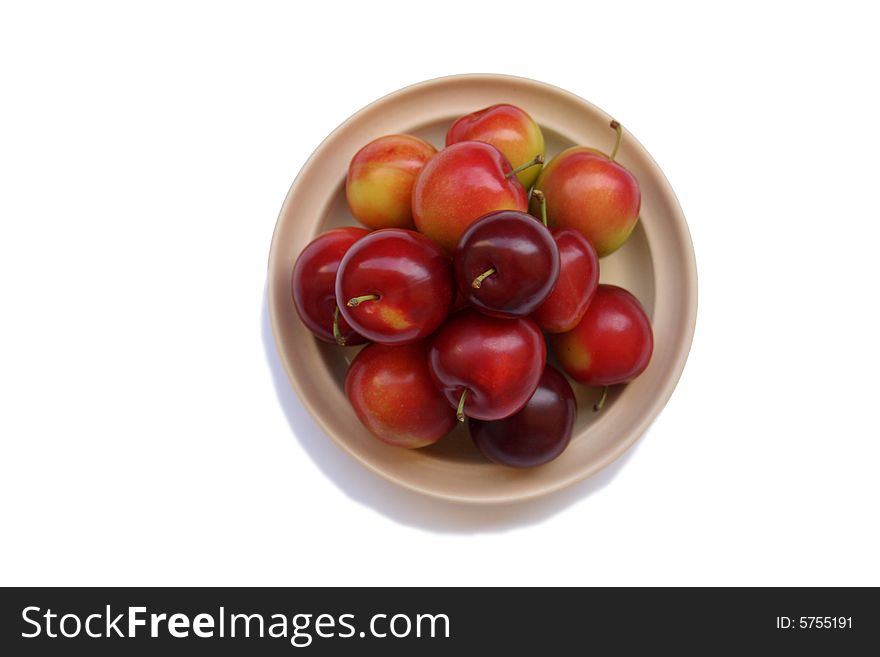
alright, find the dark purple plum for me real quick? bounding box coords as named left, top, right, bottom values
left=468, top=365, right=576, bottom=467
left=453, top=210, right=559, bottom=318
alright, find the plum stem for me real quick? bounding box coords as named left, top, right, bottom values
left=531, top=189, right=548, bottom=227
left=456, top=388, right=469, bottom=422
left=593, top=386, right=609, bottom=412
left=609, top=120, right=622, bottom=161
left=471, top=267, right=496, bottom=289
left=346, top=294, right=380, bottom=308
left=332, top=306, right=346, bottom=346
left=505, top=154, right=544, bottom=179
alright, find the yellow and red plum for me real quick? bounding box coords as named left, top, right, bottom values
left=551, top=284, right=653, bottom=386
left=346, top=134, right=437, bottom=229
left=530, top=123, right=640, bottom=257
left=446, top=104, right=545, bottom=189
left=336, top=229, right=454, bottom=345
left=412, top=141, right=528, bottom=253
left=346, top=341, right=457, bottom=448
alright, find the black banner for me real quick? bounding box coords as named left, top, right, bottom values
left=1, top=587, right=876, bottom=654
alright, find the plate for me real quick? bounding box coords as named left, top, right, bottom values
left=268, top=74, right=697, bottom=503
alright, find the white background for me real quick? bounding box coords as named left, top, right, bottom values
left=2, top=1, right=878, bottom=586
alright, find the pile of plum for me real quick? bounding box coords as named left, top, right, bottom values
left=292, top=104, right=652, bottom=468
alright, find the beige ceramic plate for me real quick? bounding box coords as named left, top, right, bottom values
left=268, top=74, right=697, bottom=504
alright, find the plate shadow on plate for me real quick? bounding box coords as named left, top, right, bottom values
left=261, top=287, right=644, bottom=534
